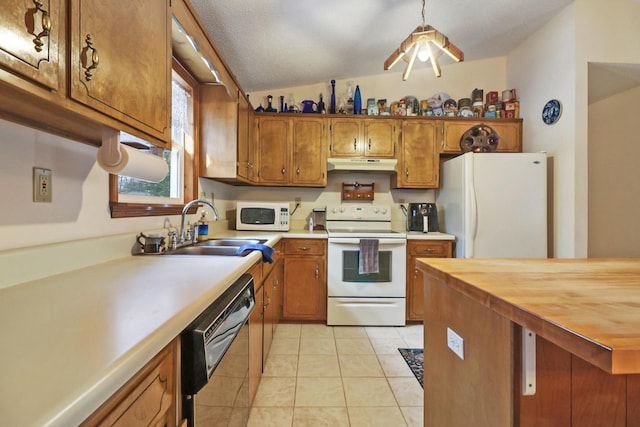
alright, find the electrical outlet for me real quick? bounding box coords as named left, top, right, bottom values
left=447, top=327, right=464, bottom=360
left=33, top=167, right=52, bottom=203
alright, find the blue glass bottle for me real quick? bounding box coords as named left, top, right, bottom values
left=330, top=80, right=336, bottom=114
left=354, top=85, right=362, bottom=115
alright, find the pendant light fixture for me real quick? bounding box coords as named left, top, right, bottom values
left=384, top=0, right=464, bottom=80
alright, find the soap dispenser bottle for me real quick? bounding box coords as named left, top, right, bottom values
left=197, top=211, right=209, bottom=241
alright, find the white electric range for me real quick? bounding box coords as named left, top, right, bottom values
left=325, top=204, right=406, bottom=326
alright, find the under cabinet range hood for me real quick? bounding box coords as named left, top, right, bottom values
left=327, top=158, right=398, bottom=172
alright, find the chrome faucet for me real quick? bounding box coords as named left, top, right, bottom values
left=180, top=199, right=219, bottom=243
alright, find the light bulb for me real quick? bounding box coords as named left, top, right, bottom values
left=417, top=44, right=430, bottom=62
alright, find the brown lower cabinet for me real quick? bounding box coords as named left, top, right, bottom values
left=406, top=239, right=453, bottom=321
left=80, top=339, right=179, bottom=427
left=282, top=238, right=327, bottom=322
left=248, top=243, right=283, bottom=406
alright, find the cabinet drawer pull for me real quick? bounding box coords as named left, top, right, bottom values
left=296, top=167, right=300, bottom=175
left=299, top=246, right=310, bottom=251
left=315, top=264, right=319, bottom=278
left=368, top=138, right=372, bottom=150
left=82, top=34, right=100, bottom=81
left=281, top=167, right=286, bottom=175
left=414, top=268, right=419, bottom=278
left=425, top=248, right=435, bottom=253
left=353, top=138, right=357, bottom=151
left=33, top=0, right=51, bottom=52
left=406, top=167, right=409, bottom=177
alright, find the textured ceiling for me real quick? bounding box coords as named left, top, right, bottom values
left=189, top=0, right=574, bottom=93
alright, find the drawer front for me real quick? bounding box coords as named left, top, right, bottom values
left=408, top=241, right=452, bottom=257
left=284, top=239, right=326, bottom=255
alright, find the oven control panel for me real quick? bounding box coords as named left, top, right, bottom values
left=326, top=204, right=391, bottom=221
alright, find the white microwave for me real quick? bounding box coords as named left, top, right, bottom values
left=236, top=202, right=290, bottom=231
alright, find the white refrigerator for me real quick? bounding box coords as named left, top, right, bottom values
left=436, top=152, right=548, bottom=258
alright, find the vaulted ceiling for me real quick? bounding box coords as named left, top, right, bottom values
left=189, top=0, right=574, bottom=93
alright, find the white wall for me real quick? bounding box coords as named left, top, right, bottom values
left=200, top=173, right=433, bottom=232
left=0, top=118, right=208, bottom=250
left=506, top=4, right=576, bottom=258
left=0, top=118, right=212, bottom=287
left=588, top=85, right=640, bottom=257
left=575, top=0, right=640, bottom=257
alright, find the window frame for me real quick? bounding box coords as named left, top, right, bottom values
left=109, top=59, right=200, bottom=218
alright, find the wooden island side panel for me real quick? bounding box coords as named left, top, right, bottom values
left=420, top=257, right=640, bottom=427
left=424, top=266, right=513, bottom=426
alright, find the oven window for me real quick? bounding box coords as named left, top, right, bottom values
left=342, top=251, right=392, bottom=282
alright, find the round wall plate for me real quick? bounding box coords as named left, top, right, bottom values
left=542, top=99, right=562, bottom=125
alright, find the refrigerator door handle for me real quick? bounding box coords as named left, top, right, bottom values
left=468, top=181, right=478, bottom=258
left=465, top=157, right=477, bottom=258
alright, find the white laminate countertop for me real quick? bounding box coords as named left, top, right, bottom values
left=0, top=234, right=287, bottom=427
left=0, top=229, right=454, bottom=426
left=405, top=231, right=456, bottom=241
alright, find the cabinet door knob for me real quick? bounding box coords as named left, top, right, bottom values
left=82, top=34, right=100, bottom=81
left=33, top=0, right=51, bottom=52
left=296, top=167, right=300, bottom=175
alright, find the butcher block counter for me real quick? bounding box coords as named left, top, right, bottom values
left=418, top=258, right=640, bottom=427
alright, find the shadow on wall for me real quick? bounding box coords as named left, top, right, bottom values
left=0, top=119, right=95, bottom=225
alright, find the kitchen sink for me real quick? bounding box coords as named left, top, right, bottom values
left=163, top=238, right=268, bottom=257
left=196, top=239, right=265, bottom=247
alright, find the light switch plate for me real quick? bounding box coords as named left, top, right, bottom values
left=33, top=167, right=52, bottom=203
left=447, top=327, right=464, bottom=360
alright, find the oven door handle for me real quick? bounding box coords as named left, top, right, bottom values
left=329, top=238, right=405, bottom=246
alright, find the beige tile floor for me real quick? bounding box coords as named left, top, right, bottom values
left=248, top=323, right=424, bottom=427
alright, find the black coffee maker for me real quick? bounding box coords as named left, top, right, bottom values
left=406, top=203, right=439, bottom=232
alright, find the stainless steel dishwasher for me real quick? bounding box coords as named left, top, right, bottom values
left=181, top=273, right=255, bottom=427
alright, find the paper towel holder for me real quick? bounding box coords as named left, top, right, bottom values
left=97, top=128, right=168, bottom=182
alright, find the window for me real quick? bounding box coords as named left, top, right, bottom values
left=109, top=61, right=198, bottom=218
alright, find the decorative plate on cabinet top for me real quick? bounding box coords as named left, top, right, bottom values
left=542, top=99, right=562, bottom=125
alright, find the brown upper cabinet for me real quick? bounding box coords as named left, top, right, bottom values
left=392, top=119, right=440, bottom=189
left=255, top=115, right=327, bottom=187
left=439, top=118, right=523, bottom=154
left=199, top=85, right=255, bottom=183
left=0, top=0, right=62, bottom=91
left=290, top=117, right=327, bottom=186
left=256, top=115, right=290, bottom=185
left=68, top=0, right=172, bottom=145
left=0, top=0, right=172, bottom=148
left=329, top=117, right=396, bottom=158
